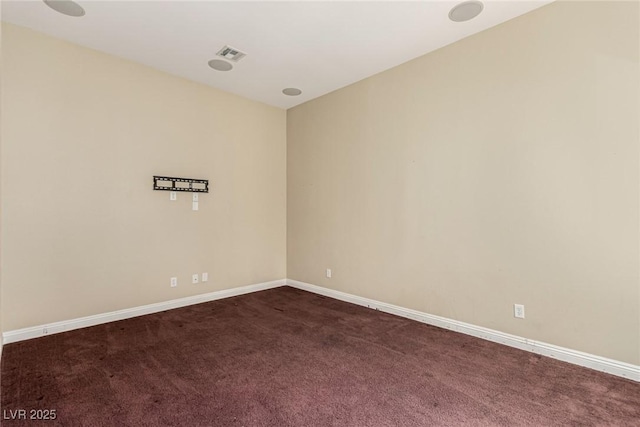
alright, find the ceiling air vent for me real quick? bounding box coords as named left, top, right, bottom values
left=216, top=45, right=247, bottom=62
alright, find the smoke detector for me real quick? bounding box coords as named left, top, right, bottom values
left=216, top=46, right=247, bottom=62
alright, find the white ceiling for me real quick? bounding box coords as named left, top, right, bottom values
left=2, top=0, right=553, bottom=109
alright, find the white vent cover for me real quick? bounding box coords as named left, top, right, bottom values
left=216, top=45, right=247, bottom=62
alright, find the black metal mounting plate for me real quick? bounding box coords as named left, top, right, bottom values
left=153, top=176, right=209, bottom=193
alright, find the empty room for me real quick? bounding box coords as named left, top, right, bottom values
left=1, top=0, right=639, bottom=425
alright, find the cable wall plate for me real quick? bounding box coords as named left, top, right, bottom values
left=153, top=176, right=209, bottom=193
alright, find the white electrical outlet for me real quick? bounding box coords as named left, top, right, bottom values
left=326, top=268, right=332, bottom=278
left=192, top=274, right=199, bottom=284
left=202, top=272, right=208, bottom=282
left=170, top=191, right=177, bottom=201
left=170, top=277, right=178, bottom=287
left=192, top=201, right=199, bottom=211
left=514, top=304, right=525, bottom=319
left=192, top=193, right=199, bottom=202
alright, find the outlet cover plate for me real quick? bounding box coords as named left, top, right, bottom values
left=514, top=304, right=525, bottom=319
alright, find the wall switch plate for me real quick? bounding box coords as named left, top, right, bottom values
left=170, top=277, right=178, bottom=287
left=326, top=268, right=332, bottom=278
left=192, top=201, right=199, bottom=211
left=192, top=274, right=199, bottom=284
left=514, top=304, right=525, bottom=319
left=192, top=193, right=199, bottom=202
left=170, top=191, right=177, bottom=201
left=202, top=272, right=208, bottom=282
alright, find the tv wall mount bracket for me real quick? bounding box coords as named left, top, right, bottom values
left=153, top=176, right=209, bottom=193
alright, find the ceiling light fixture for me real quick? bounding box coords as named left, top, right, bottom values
left=282, top=88, right=302, bottom=96
left=43, top=0, right=85, bottom=17
left=208, top=59, right=233, bottom=72
left=449, top=1, right=484, bottom=22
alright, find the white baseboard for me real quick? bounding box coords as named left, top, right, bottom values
left=286, top=279, right=640, bottom=382
left=4, top=277, right=638, bottom=382
left=2, top=279, right=286, bottom=345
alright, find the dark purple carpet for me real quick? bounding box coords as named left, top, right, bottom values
left=1, top=286, right=639, bottom=426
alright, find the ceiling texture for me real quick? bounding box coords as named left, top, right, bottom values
left=2, top=0, right=553, bottom=109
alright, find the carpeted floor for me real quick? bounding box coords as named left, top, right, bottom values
left=1, top=286, right=639, bottom=426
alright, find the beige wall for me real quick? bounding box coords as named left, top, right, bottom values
left=287, top=1, right=640, bottom=364
left=2, top=2, right=639, bottom=367
left=1, top=24, right=287, bottom=331
left=0, top=16, right=4, bottom=356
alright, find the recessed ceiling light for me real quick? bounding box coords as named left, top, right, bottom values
left=43, top=0, right=85, bottom=17
left=282, top=88, right=302, bottom=96
left=449, top=1, right=484, bottom=22
left=208, top=59, right=233, bottom=72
